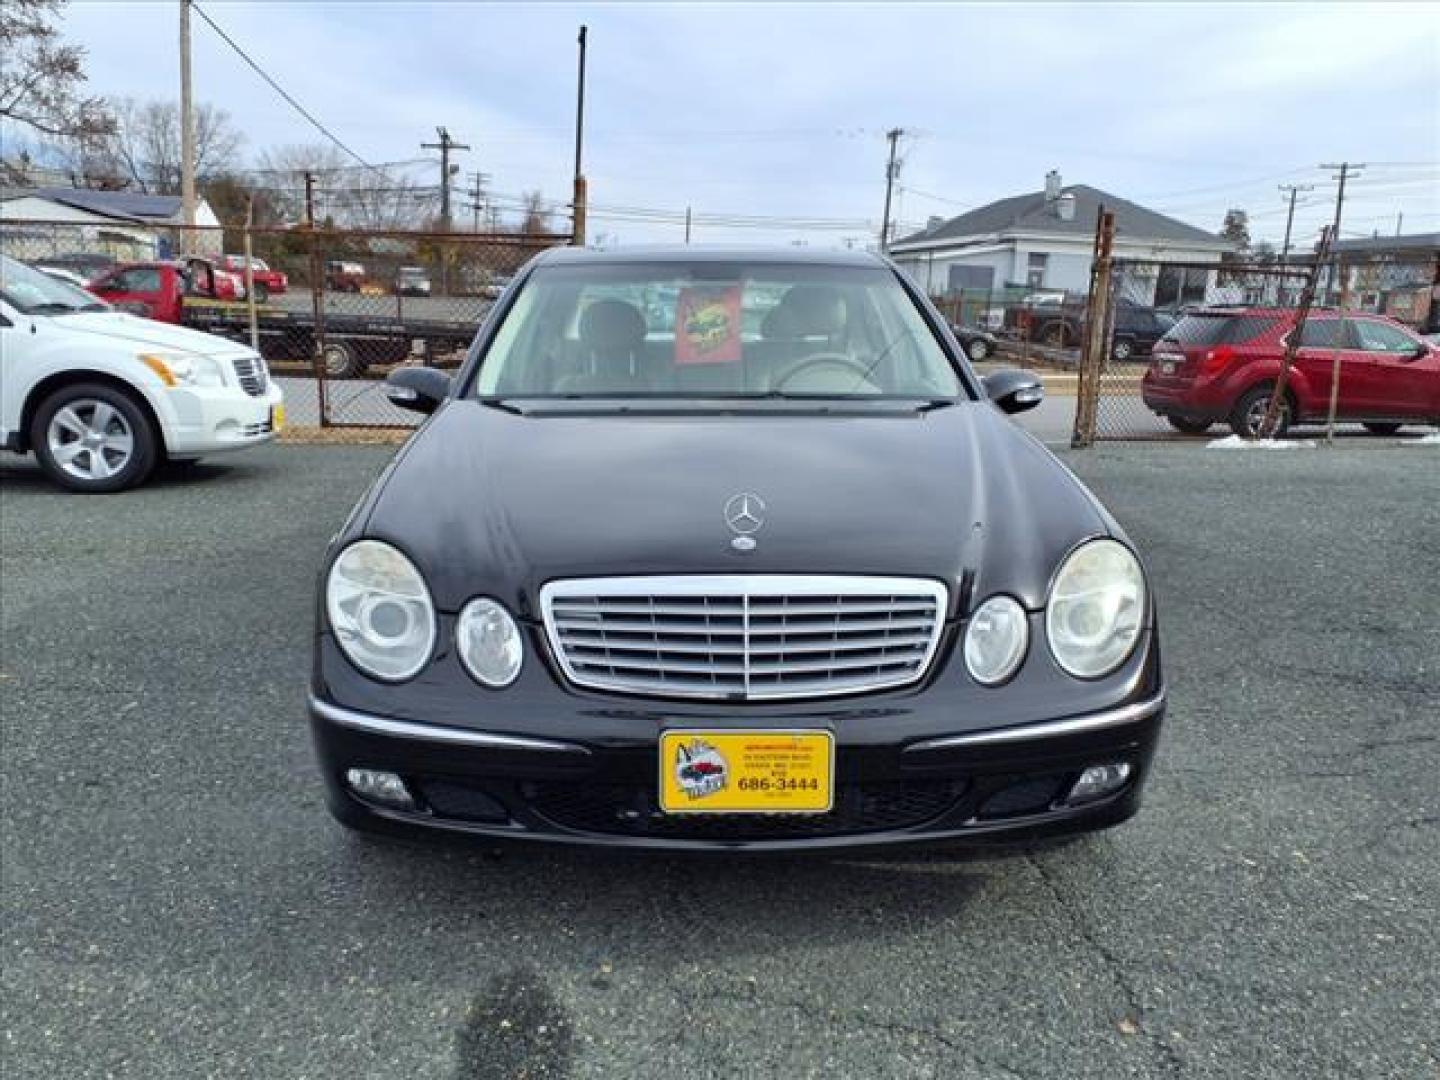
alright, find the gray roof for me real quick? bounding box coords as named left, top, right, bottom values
left=1, top=186, right=182, bottom=222
left=891, top=184, right=1224, bottom=249
left=1332, top=232, right=1438, bottom=254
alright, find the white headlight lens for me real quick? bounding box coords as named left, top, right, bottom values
left=140, top=352, right=226, bottom=388
left=325, top=540, right=435, bottom=681
left=963, top=594, right=1029, bottom=685
left=1046, top=539, right=1146, bottom=679
left=455, top=597, right=524, bottom=688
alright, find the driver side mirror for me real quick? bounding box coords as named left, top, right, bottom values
left=982, top=368, right=1044, bottom=414
left=384, top=366, right=452, bottom=415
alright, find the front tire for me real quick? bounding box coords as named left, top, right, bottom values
left=1112, top=338, right=1134, bottom=361
left=322, top=342, right=363, bottom=379
left=1362, top=422, right=1401, bottom=436
left=252, top=281, right=269, bottom=303
left=966, top=337, right=991, bottom=361
left=1166, top=415, right=1213, bottom=435
left=1230, top=384, right=1292, bottom=439
left=30, top=383, right=158, bottom=493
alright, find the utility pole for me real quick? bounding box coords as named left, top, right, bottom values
left=879, top=128, right=903, bottom=252
left=1396, top=211, right=1403, bottom=236
left=1318, top=161, right=1363, bottom=300
left=179, top=0, right=197, bottom=252
left=1277, top=182, right=1314, bottom=262
left=684, top=205, right=692, bottom=244
left=572, top=25, right=589, bottom=246
left=303, top=171, right=316, bottom=228
left=1320, top=162, right=1362, bottom=238
left=465, top=171, right=491, bottom=232
left=422, top=127, right=470, bottom=232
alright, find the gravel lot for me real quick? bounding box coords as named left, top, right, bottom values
left=2, top=443, right=1436, bottom=1079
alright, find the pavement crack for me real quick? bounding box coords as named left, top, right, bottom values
left=1025, top=852, right=1183, bottom=1077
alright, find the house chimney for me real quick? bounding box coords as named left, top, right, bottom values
left=1057, top=192, right=1076, bottom=221
left=1045, top=169, right=1062, bottom=201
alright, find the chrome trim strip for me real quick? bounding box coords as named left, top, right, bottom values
left=539, top=574, right=950, bottom=702
left=905, top=692, right=1166, bottom=752
left=309, top=696, right=588, bottom=754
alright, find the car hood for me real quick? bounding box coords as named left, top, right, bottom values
left=49, top=312, right=247, bottom=357
left=360, top=398, right=1113, bottom=617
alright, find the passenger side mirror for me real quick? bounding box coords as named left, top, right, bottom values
left=982, top=368, right=1045, bottom=415
left=384, top=366, right=452, bottom=415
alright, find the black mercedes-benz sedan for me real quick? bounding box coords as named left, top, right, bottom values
left=309, top=247, right=1164, bottom=851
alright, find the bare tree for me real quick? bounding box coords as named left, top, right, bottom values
left=88, top=97, right=244, bottom=193
left=0, top=0, right=111, bottom=140
left=254, top=143, right=350, bottom=223
left=253, top=143, right=437, bottom=230
left=517, top=190, right=554, bottom=236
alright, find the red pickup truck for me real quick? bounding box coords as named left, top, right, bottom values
left=87, top=258, right=243, bottom=322
left=219, top=255, right=288, bottom=300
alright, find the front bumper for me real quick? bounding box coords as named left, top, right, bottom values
left=309, top=690, right=1165, bottom=851
left=162, top=382, right=285, bottom=455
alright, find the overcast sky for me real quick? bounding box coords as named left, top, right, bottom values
left=42, top=1, right=1440, bottom=247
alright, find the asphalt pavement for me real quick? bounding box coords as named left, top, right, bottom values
left=2, top=443, right=1437, bottom=1079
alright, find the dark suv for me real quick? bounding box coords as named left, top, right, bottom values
left=1027, top=299, right=1174, bottom=359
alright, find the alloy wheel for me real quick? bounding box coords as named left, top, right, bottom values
left=46, top=399, right=134, bottom=481
left=1244, top=395, right=1288, bottom=437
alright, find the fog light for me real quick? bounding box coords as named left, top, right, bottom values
left=346, top=768, right=416, bottom=810
left=1067, top=762, right=1132, bottom=805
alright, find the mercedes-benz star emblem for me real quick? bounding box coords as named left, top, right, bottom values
left=723, top=493, right=765, bottom=551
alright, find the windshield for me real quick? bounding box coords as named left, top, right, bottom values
left=474, top=261, right=963, bottom=401
left=1, top=255, right=111, bottom=314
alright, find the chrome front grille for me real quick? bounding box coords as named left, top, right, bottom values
left=541, top=576, right=948, bottom=701
left=232, top=355, right=268, bottom=397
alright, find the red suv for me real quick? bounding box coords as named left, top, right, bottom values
left=1141, top=308, right=1440, bottom=437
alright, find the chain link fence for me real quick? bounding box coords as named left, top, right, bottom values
left=1, top=219, right=570, bottom=433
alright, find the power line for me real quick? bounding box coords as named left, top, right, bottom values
left=189, top=0, right=383, bottom=179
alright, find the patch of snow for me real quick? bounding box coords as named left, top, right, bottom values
left=1206, top=435, right=1316, bottom=450
left=1405, top=432, right=1440, bottom=445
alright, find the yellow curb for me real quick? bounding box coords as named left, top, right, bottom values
left=278, top=426, right=413, bottom=445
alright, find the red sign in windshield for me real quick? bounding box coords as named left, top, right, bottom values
left=675, top=285, right=742, bottom=365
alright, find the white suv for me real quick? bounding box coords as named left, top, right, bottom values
left=1, top=256, right=284, bottom=492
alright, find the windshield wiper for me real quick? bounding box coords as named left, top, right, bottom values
left=25, top=302, right=80, bottom=315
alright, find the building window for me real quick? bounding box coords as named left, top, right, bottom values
left=1155, top=265, right=1209, bottom=309
left=1026, top=252, right=1048, bottom=289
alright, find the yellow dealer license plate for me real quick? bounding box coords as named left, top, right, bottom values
left=659, top=730, right=834, bottom=814
left=271, top=403, right=285, bottom=432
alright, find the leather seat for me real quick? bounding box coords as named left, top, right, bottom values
left=557, top=299, right=649, bottom=392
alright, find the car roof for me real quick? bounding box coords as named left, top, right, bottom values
left=534, top=244, right=888, bottom=268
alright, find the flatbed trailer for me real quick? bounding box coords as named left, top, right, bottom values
left=181, top=298, right=481, bottom=378
left=86, top=260, right=482, bottom=379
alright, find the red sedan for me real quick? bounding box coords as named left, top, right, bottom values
left=1141, top=308, right=1440, bottom=436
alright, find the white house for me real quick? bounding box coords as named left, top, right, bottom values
left=0, top=187, right=224, bottom=262
left=889, top=171, right=1233, bottom=307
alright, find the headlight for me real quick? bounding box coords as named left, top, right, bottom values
left=325, top=540, right=436, bottom=681
left=139, top=352, right=226, bottom=388
left=963, top=594, right=1029, bottom=686
left=455, top=597, right=524, bottom=688
left=1046, top=539, right=1146, bottom=679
